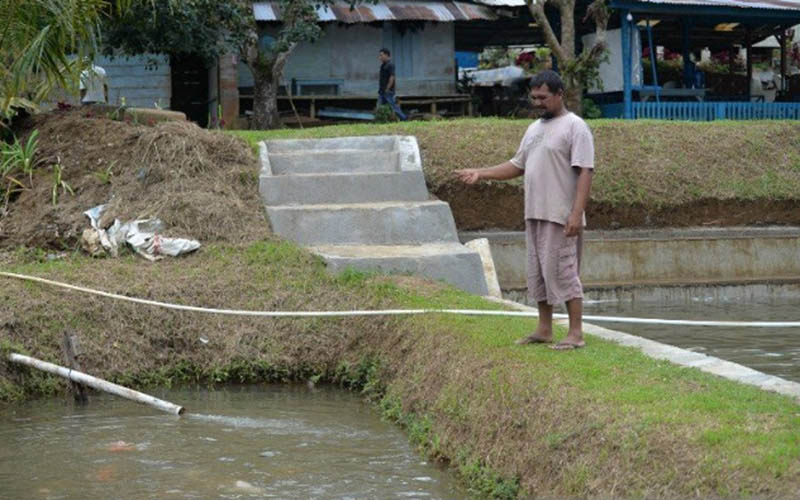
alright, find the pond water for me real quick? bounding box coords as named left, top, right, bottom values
left=0, top=385, right=463, bottom=499
left=583, top=298, right=800, bottom=382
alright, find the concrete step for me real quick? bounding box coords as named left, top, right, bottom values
left=260, top=171, right=429, bottom=205
left=266, top=201, right=458, bottom=246
left=263, top=136, right=398, bottom=153
left=267, top=150, right=399, bottom=175
left=311, top=243, right=490, bottom=296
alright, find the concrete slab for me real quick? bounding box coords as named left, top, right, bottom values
left=266, top=201, right=459, bottom=246
left=262, top=135, right=398, bottom=153
left=267, top=150, right=399, bottom=175
left=460, top=228, right=800, bottom=292
left=260, top=171, right=429, bottom=205
left=312, top=243, right=490, bottom=296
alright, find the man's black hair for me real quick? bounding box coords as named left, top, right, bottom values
left=530, top=70, right=564, bottom=94
left=380, top=48, right=391, bottom=56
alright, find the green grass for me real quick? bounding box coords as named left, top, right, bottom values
left=229, top=118, right=800, bottom=208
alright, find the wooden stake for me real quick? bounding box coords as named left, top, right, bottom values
left=62, top=332, right=88, bottom=404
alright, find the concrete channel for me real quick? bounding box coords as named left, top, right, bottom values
left=466, top=227, right=800, bottom=401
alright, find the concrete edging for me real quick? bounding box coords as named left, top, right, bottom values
left=487, top=297, right=800, bottom=402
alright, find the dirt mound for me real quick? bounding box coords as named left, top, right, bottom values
left=1, top=109, right=268, bottom=249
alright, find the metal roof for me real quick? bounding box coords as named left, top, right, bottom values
left=469, top=0, right=527, bottom=6
left=619, top=0, right=800, bottom=11
left=252, top=1, right=498, bottom=22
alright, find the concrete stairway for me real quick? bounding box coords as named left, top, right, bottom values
left=259, top=136, right=488, bottom=295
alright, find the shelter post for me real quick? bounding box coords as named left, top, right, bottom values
left=622, top=9, right=633, bottom=119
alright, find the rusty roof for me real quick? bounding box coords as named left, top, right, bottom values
left=252, top=1, right=498, bottom=22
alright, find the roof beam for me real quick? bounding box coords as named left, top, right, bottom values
left=609, top=1, right=800, bottom=21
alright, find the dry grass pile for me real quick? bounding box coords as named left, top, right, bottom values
left=1, top=110, right=268, bottom=249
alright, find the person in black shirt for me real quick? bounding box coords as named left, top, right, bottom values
left=378, top=48, right=408, bottom=121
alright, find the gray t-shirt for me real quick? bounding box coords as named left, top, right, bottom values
left=509, top=112, right=594, bottom=226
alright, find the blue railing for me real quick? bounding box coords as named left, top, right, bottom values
left=630, top=101, right=800, bottom=120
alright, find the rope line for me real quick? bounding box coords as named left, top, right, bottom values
left=2, top=271, right=799, bottom=328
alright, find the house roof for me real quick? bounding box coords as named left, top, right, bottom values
left=469, top=0, right=526, bottom=6
left=252, top=1, right=498, bottom=22
left=627, top=0, right=800, bottom=11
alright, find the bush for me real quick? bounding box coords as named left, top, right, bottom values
left=374, top=104, right=394, bottom=123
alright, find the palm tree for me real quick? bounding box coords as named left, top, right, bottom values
left=0, top=0, right=161, bottom=124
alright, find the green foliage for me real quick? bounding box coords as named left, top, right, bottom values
left=1, top=130, right=41, bottom=207
left=581, top=98, right=602, bottom=119
left=374, top=104, right=394, bottom=123
left=102, top=0, right=252, bottom=67
left=50, top=162, right=74, bottom=205
left=0, top=1, right=167, bottom=123
left=94, top=161, right=115, bottom=185
left=458, top=457, right=520, bottom=499
left=561, top=46, right=609, bottom=94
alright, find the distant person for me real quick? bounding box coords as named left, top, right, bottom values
left=80, top=64, right=108, bottom=105
left=454, top=70, right=594, bottom=350
left=378, top=48, right=407, bottom=121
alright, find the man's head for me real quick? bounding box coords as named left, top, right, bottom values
left=529, top=70, right=566, bottom=119
left=379, top=48, right=391, bottom=63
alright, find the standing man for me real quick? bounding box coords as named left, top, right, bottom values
left=378, top=48, right=407, bottom=121
left=455, top=70, right=594, bottom=350
left=80, top=63, right=108, bottom=105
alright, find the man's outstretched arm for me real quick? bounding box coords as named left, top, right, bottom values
left=454, top=161, right=523, bottom=184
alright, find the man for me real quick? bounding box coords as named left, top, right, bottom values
left=455, top=70, right=594, bottom=350
left=377, top=48, right=407, bottom=121
left=80, top=64, right=108, bottom=105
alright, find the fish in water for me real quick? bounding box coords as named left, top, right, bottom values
left=108, top=440, right=136, bottom=452
left=234, top=480, right=264, bottom=494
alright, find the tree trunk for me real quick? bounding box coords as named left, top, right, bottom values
left=528, top=0, right=608, bottom=117
left=564, top=84, right=583, bottom=115
left=251, top=63, right=282, bottom=130
left=247, top=44, right=295, bottom=130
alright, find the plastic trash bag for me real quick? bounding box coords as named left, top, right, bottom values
left=82, top=204, right=200, bottom=260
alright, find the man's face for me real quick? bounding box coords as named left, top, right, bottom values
left=378, top=52, right=389, bottom=63
left=529, top=84, right=563, bottom=118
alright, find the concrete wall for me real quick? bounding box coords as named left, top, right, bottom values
left=461, top=227, right=800, bottom=291
left=238, top=22, right=456, bottom=96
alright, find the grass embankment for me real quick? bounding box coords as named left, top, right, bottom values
left=2, top=241, right=799, bottom=498
left=233, top=119, right=800, bottom=229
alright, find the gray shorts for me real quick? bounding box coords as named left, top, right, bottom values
left=525, top=219, right=584, bottom=305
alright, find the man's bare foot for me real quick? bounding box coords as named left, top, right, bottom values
left=515, top=332, right=553, bottom=345
left=551, top=332, right=585, bottom=350
left=551, top=340, right=586, bottom=350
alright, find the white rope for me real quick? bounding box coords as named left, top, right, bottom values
left=2, top=271, right=799, bottom=328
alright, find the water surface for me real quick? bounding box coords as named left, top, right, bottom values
left=0, top=385, right=462, bottom=499
left=584, top=298, right=800, bottom=382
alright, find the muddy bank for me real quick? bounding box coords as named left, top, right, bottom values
left=439, top=183, right=800, bottom=231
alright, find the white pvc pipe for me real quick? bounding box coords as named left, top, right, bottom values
left=1, top=271, right=799, bottom=328
left=7, top=353, right=184, bottom=415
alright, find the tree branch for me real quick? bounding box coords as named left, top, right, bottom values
left=527, top=0, right=567, bottom=62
